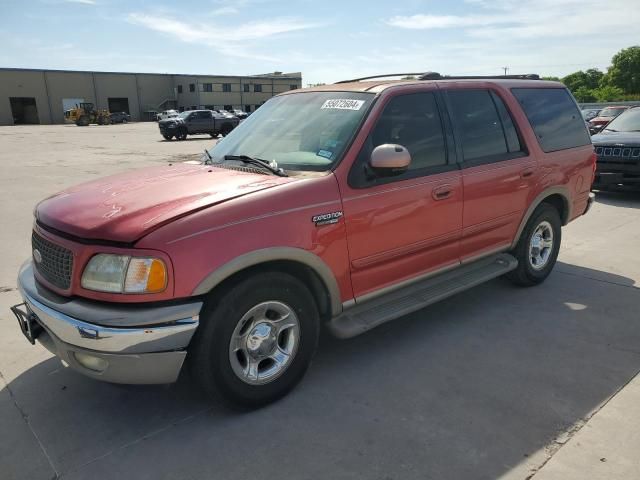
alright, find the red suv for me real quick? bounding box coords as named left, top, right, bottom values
left=12, top=73, right=595, bottom=407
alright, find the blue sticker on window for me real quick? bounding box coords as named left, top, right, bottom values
left=317, top=149, right=333, bottom=159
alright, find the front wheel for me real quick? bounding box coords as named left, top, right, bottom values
left=176, top=130, right=188, bottom=140
left=162, top=134, right=173, bottom=141
left=507, top=203, right=562, bottom=286
left=189, top=272, right=320, bottom=408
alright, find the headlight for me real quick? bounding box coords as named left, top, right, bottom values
left=81, top=254, right=167, bottom=294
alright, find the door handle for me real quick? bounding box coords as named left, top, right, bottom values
left=432, top=184, right=453, bottom=201
left=521, top=168, right=535, bottom=178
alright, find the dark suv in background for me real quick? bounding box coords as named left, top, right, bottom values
left=592, top=106, right=640, bottom=190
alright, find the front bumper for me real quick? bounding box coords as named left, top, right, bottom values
left=13, top=261, right=202, bottom=384
left=593, top=152, right=640, bottom=190
left=159, top=123, right=180, bottom=135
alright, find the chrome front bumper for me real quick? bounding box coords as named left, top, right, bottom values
left=15, top=261, right=203, bottom=384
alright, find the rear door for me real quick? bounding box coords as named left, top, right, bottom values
left=442, top=87, right=537, bottom=261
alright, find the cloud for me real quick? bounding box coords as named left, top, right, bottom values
left=386, top=0, right=638, bottom=39
left=386, top=14, right=510, bottom=30
left=209, top=6, right=239, bottom=16
left=64, top=0, right=97, bottom=4
left=126, top=13, right=321, bottom=61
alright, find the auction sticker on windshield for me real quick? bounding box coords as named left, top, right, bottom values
left=321, top=99, right=365, bottom=110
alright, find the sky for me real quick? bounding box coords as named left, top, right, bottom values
left=0, top=0, right=638, bottom=86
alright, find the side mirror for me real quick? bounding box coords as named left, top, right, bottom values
left=370, top=144, right=411, bottom=176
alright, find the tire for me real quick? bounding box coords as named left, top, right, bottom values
left=76, top=115, right=89, bottom=126
left=210, top=132, right=218, bottom=138
left=122, top=118, right=128, bottom=124
left=162, top=134, right=173, bottom=141
left=507, top=203, right=562, bottom=286
left=189, top=272, right=320, bottom=409
left=220, top=124, right=233, bottom=137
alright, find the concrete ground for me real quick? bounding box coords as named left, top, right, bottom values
left=1, top=123, right=639, bottom=480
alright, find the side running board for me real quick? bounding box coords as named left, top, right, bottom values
left=328, top=253, right=518, bottom=339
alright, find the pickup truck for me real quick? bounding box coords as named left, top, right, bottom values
left=159, top=110, right=239, bottom=141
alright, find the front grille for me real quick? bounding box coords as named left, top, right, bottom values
left=31, top=231, right=73, bottom=289
left=595, top=145, right=640, bottom=159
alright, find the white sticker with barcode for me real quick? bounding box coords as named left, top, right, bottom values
left=321, top=99, right=365, bottom=110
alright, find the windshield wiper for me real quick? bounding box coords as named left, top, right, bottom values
left=203, top=149, right=213, bottom=164
left=224, top=155, right=288, bottom=177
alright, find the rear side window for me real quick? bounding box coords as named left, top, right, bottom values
left=511, top=88, right=590, bottom=152
left=447, top=89, right=522, bottom=163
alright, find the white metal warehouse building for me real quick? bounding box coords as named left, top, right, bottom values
left=0, top=68, right=302, bottom=125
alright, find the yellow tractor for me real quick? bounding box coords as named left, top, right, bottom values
left=65, top=103, right=111, bottom=126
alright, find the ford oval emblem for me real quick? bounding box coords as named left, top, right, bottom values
left=33, top=249, right=42, bottom=264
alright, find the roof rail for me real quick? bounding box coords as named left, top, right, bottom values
left=334, top=72, right=540, bottom=83
left=334, top=72, right=441, bottom=83
left=431, top=74, right=541, bottom=80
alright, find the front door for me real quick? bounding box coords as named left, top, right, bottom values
left=338, top=90, right=463, bottom=300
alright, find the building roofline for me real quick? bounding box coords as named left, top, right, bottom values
left=0, top=67, right=302, bottom=80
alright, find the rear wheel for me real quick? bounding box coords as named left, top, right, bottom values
left=189, top=272, right=320, bottom=409
left=507, top=203, right=562, bottom=286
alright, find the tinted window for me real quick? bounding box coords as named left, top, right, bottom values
left=372, top=93, right=446, bottom=170
left=512, top=88, right=590, bottom=152
left=490, top=91, right=522, bottom=153
left=349, top=92, right=447, bottom=187
left=448, top=90, right=509, bottom=161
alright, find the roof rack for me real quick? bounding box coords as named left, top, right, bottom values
left=334, top=72, right=540, bottom=83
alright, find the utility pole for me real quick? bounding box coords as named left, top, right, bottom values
left=502, top=67, right=509, bottom=76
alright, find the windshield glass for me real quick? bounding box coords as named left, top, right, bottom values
left=603, top=108, right=640, bottom=132
left=208, top=91, right=375, bottom=171
left=599, top=107, right=626, bottom=118
left=178, top=111, right=190, bottom=119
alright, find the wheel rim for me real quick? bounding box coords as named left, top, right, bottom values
left=529, top=220, right=554, bottom=270
left=228, top=301, right=300, bottom=385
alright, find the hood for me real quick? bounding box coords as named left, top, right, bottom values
left=592, top=130, right=640, bottom=146
left=36, top=163, right=296, bottom=243
left=159, top=117, right=183, bottom=124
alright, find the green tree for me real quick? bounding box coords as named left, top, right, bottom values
left=542, top=76, right=561, bottom=81
left=573, top=86, right=596, bottom=102
left=584, top=68, right=605, bottom=89
left=592, top=85, right=625, bottom=102
left=607, top=46, right=640, bottom=94
left=562, top=68, right=604, bottom=92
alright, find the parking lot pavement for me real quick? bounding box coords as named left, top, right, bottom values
left=1, top=124, right=639, bottom=479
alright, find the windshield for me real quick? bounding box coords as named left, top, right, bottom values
left=599, top=107, right=626, bottom=118
left=178, top=111, right=190, bottom=119
left=603, top=108, right=640, bottom=132
left=208, top=91, right=375, bottom=171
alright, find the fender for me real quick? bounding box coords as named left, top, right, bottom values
left=510, top=186, right=571, bottom=249
left=191, top=247, right=343, bottom=316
